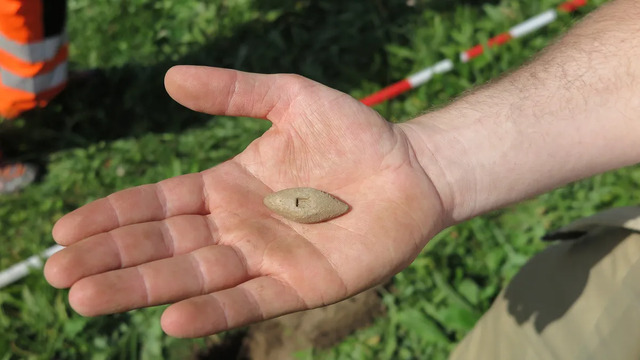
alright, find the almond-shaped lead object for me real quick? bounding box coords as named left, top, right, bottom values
left=263, top=187, right=349, bottom=224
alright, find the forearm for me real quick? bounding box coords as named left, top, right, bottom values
left=400, top=0, right=640, bottom=224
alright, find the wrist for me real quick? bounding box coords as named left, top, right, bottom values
left=399, top=92, right=589, bottom=225
left=398, top=83, right=577, bottom=224
left=399, top=78, right=640, bottom=226
left=397, top=107, right=484, bottom=225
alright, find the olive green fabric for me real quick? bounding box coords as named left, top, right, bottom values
left=450, top=207, right=640, bottom=360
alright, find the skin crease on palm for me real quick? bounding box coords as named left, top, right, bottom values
left=44, top=66, right=447, bottom=338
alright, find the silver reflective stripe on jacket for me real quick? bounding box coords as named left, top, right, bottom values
left=1, top=62, right=67, bottom=93
left=0, top=31, right=68, bottom=63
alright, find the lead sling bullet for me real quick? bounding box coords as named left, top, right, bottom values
left=263, top=187, right=349, bottom=224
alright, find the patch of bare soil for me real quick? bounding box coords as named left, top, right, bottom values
left=197, top=288, right=384, bottom=360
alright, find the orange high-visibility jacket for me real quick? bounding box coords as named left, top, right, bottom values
left=0, top=0, right=68, bottom=119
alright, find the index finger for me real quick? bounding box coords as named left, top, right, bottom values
left=52, top=173, right=208, bottom=245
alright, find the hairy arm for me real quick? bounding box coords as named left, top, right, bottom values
left=400, top=0, right=640, bottom=224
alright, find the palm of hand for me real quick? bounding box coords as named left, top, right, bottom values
left=45, top=67, right=444, bottom=337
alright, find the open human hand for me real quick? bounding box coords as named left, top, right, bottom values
left=44, top=66, right=445, bottom=338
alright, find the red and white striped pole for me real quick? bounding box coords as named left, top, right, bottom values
left=461, top=0, right=587, bottom=62
left=361, top=0, right=589, bottom=107
left=360, top=59, right=454, bottom=107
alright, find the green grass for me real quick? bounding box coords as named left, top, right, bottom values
left=1, top=0, right=632, bottom=358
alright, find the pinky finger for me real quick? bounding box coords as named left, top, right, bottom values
left=160, top=276, right=307, bottom=338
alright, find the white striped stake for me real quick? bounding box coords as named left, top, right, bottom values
left=361, top=0, right=588, bottom=107
left=0, top=245, right=63, bottom=289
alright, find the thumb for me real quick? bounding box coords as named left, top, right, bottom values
left=164, top=66, right=319, bottom=122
